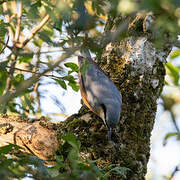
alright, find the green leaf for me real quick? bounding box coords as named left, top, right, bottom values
left=166, top=62, right=179, bottom=85
left=62, top=134, right=81, bottom=152
left=163, top=132, right=179, bottom=145
left=62, top=75, right=75, bottom=82
left=0, top=70, right=8, bottom=95
left=47, top=167, right=59, bottom=178
left=38, top=30, right=53, bottom=45
left=108, top=166, right=130, bottom=178
left=53, top=78, right=67, bottom=90
left=27, top=1, right=41, bottom=19
left=53, top=19, right=63, bottom=33
left=164, top=132, right=179, bottom=141
left=0, top=143, right=21, bottom=155
left=170, top=49, right=180, bottom=59
left=103, top=164, right=130, bottom=178
left=68, top=81, right=80, bottom=92
left=0, top=20, right=8, bottom=40
left=13, top=74, right=24, bottom=87
left=64, top=62, right=79, bottom=72
left=44, top=6, right=56, bottom=21
left=62, top=75, right=80, bottom=91
left=0, top=60, right=8, bottom=69
left=19, top=54, right=33, bottom=63
left=24, top=94, right=35, bottom=113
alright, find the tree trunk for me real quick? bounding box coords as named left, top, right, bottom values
left=57, top=13, right=170, bottom=180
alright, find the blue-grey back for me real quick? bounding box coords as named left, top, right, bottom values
left=82, top=58, right=122, bottom=112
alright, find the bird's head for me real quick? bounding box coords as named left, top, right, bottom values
left=99, top=101, right=121, bottom=140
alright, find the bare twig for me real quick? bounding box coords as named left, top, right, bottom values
left=0, top=47, right=79, bottom=105
left=4, top=55, right=17, bottom=93
left=0, top=38, right=12, bottom=51
left=170, top=110, right=180, bottom=133
left=17, top=14, right=50, bottom=48
left=2, top=2, right=17, bottom=113
left=0, top=36, right=9, bottom=54
left=169, top=165, right=180, bottom=180
left=2, top=2, right=14, bottom=41
left=14, top=0, right=23, bottom=42
left=18, top=49, right=62, bottom=56
left=5, top=65, right=65, bottom=79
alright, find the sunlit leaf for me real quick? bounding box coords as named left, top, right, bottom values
left=62, top=75, right=79, bottom=91
left=170, top=49, right=180, bottom=59
left=13, top=74, right=24, bottom=87
left=163, top=132, right=179, bottom=145
left=19, top=54, right=33, bottom=63
left=166, top=62, right=179, bottom=85
left=68, top=81, right=80, bottom=92
left=53, top=78, right=67, bottom=90
left=64, top=62, right=79, bottom=72
left=0, top=143, right=22, bottom=154
left=0, top=70, right=8, bottom=95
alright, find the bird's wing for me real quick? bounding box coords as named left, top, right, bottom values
left=78, top=67, right=98, bottom=114
left=78, top=55, right=121, bottom=112
left=83, top=62, right=120, bottom=109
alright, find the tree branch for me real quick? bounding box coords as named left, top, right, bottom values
left=14, top=0, right=23, bottom=43
left=0, top=37, right=12, bottom=51
left=17, top=14, right=50, bottom=48
left=5, top=65, right=68, bottom=79
left=2, top=2, right=14, bottom=41
left=169, top=165, right=180, bottom=180
left=0, top=46, right=79, bottom=106
left=170, top=110, right=180, bottom=134
left=0, top=35, right=10, bottom=54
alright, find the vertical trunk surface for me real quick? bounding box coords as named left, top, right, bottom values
left=57, top=13, right=171, bottom=180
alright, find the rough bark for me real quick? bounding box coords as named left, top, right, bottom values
left=57, top=13, right=170, bottom=180
left=0, top=12, right=172, bottom=179
left=0, top=115, right=58, bottom=161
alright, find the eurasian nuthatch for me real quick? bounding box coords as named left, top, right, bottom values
left=78, top=52, right=122, bottom=140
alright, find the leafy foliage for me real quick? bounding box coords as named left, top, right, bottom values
left=48, top=134, right=130, bottom=179
left=162, top=51, right=180, bottom=149
left=165, top=62, right=179, bottom=86
left=0, top=134, right=130, bottom=180
left=0, top=143, right=49, bottom=179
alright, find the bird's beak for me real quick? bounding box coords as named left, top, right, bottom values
left=108, top=128, right=112, bottom=141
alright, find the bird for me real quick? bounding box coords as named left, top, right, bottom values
left=78, top=50, right=122, bottom=140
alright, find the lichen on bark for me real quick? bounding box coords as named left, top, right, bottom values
left=57, top=13, right=169, bottom=180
